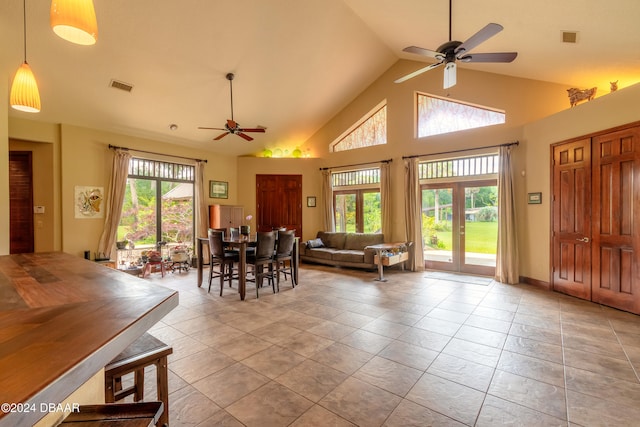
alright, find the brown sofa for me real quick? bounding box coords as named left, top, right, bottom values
left=300, top=231, right=385, bottom=269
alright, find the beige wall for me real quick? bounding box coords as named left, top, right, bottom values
left=3, top=59, right=639, bottom=286
left=236, top=157, right=323, bottom=242
left=519, top=83, right=640, bottom=283
left=303, top=60, right=571, bottom=243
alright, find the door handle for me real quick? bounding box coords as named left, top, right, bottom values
left=576, top=237, right=590, bottom=243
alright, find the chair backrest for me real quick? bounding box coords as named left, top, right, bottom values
left=229, top=227, right=240, bottom=239
left=276, top=230, right=295, bottom=256
left=255, top=231, right=276, bottom=259
left=208, top=229, right=225, bottom=258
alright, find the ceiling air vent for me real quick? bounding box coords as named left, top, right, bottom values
left=109, top=79, right=133, bottom=92
left=562, top=31, right=578, bottom=43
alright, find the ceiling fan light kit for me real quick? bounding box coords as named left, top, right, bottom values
left=395, top=0, right=517, bottom=88
left=11, top=0, right=41, bottom=113
left=50, top=0, right=98, bottom=45
left=198, top=72, right=266, bottom=141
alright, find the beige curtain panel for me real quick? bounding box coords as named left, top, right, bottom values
left=404, top=158, right=424, bottom=271
left=97, top=149, right=132, bottom=258
left=496, top=145, right=519, bottom=284
left=321, top=169, right=335, bottom=231
left=380, top=162, right=391, bottom=239
left=195, top=160, right=208, bottom=238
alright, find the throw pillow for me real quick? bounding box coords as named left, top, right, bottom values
left=306, top=238, right=324, bottom=248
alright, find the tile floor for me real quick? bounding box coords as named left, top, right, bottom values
left=137, top=263, right=640, bottom=426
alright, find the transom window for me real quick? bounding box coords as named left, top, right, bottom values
left=417, top=93, right=505, bottom=138
left=331, top=102, right=387, bottom=152
left=419, top=154, right=499, bottom=180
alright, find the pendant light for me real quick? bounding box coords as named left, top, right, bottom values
left=10, top=0, right=41, bottom=113
left=50, top=0, right=98, bottom=45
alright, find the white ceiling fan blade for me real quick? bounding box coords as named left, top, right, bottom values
left=394, top=62, right=443, bottom=84
left=443, top=62, right=457, bottom=89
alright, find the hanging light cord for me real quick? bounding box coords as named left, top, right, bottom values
left=21, top=0, right=27, bottom=62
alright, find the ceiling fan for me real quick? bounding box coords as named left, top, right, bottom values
left=395, top=0, right=517, bottom=89
left=198, top=72, right=266, bottom=141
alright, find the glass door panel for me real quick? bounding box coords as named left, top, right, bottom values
left=161, top=181, right=194, bottom=245
left=461, top=183, right=497, bottom=275
left=118, top=178, right=157, bottom=247
left=362, top=191, right=381, bottom=233
left=422, top=187, right=456, bottom=270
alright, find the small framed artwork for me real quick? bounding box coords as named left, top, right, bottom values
left=209, top=180, right=228, bottom=199
left=307, top=196, right=317, bottom=207
left=528, top=192, right=542, bottom=204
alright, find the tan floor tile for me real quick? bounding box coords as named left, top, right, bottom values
left=276, top=359, right=348, bottom=402
left=226, top=381, right=313, bottom=427
left=166, top=334, right=209, bottom=361
left=563, top=347, right=637, bottom=380
left=476, top=395, right=566, bottom=427
left=497, top=350, right=565, bottom=387
left=562, top=333, right=627, bottom=360
left=463, top=314, right=512, bottom=333
left=249, top=321, right=304, bottom=344
left=308, top=319, right=358, bottom=340
left=567, top=389, right=640, bottom=427
left=320, top=377, right=402, bottom=426
left=196, top=410, right=244, bottom=427
left=280, top=330, right=334, bottom=357
left=289, top=404, right=356, bottom=427
left=397, top=327, right=451, bottom=352
left=169, top=385, right=222, bottom=426
left=406, top=373, right=485, bottom=425
left=241, top=345, right=306, bottom=379
left=489, top=370, right=567, bottom=420
left=332, top=311, right=377, bottom=328
left=508, top=322, right=562, bottom=345
left=169, top=348, right=236, bottom=383
left=353, top=356, right=422, bottom=396
left=339, top=329, right=394, bottom=354
left=472, top=305, right=516, bottom=322
left=383, top=399, right=465, bottom=426
left=503, top=335, right=563, bottom=364
left=454, top=324, right=507, bottom=348
left=378, top=309, right=423, bottom=326
left=377, top=340, right=439, bottom=371
left=426, top=307, right=470, bottom=324
left=428, top=353, right=495, bottom=392
left=216, top=333, right=273, bottom=360
left=310, top=342, right=373, bottom=375
left=442, top=337, right=502, bottom=367
left=192, top=362, right=270, bottom=408
left=190, top=324, right=245, bottom=347
left=565, top=366, right=640, bottom=407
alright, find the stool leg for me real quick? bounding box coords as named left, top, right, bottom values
left=134, top=368, right=145, bottom=402
left=156, top=356, right=169, bottom=427
left=104, top=375, right=116, bottom=403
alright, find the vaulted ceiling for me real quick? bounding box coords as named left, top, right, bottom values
left=3, top=0, right=639, bottom=156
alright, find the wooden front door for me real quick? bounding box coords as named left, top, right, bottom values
left=9, top=151, right=34, bottom=254
left=591, top=127, right=640, bottom=313
left=256, top=175, right=302, bottom=236
left=552, top=138, right=592, bottom=299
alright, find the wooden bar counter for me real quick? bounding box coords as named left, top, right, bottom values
left=0, top=253, right=179, bottom=427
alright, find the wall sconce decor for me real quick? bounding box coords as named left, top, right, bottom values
left=50, top=0, right=98, bottom=45
left=10, top=0, right=41, bottom=113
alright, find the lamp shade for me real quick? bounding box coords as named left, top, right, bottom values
left=10, top=62, right=41, bottom=113
left=50, top=0, right=98, bottom=45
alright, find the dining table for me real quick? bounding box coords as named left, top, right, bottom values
left=196, top=235, right=299, bottom=300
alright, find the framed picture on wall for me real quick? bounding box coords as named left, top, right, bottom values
left=209, top=180, right=228, bottom=199
left=307, top=196, right=316, bottom=207
left=528, top=192, right=542, bottom=204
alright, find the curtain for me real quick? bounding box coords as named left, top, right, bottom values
left=496, top=145, right=519, bottom=284
left=97, top=149, right=131, bottom=258
left=380, top=162, right=391, bottom=239
left=195, top=160, right=208, bottom=238
left=404, top=158, right=423, bottom=271
left=321, top=169, right=335, bottom=231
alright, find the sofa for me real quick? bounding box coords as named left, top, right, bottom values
left=300, top=231, right=385, bottom=269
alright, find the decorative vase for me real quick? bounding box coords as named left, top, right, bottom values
left=240, top=225, right=250, bottom=237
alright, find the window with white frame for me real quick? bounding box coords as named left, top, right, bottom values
left=331, top=102, right=387, bottom=152
left=417, top=93, right=505, bottom=138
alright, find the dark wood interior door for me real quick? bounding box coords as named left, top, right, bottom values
left=256, top=175, right=302, bottom=237
left=552, top=139, right=592, bottom=299
left=9, top=151, right=34, bottom=254
left=591, top=127, right=640, bottom=313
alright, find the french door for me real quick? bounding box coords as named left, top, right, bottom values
left=421, top=180, right=497, bottom=276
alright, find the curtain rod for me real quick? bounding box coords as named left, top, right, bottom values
left=108, top=144, right=208, bottom=163
left=319, top=158, right=392, bottom=171
left=402, top=141, right=519, bottom=160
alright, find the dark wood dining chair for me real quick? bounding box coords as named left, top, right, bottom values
left=274, top=229, right=296, bottom=290
left=246, top=231, right=276, bottom=298
left=208, top=229, right=239, bottom=295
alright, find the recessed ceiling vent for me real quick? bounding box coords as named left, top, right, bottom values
left=109, top=79, right=133, bottom=92
left=562, top=31, right=578, bottom=43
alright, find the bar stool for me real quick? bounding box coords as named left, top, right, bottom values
left=104, top=333, right=172, bottom=427
left=60, top=401, right=163, bottom=427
